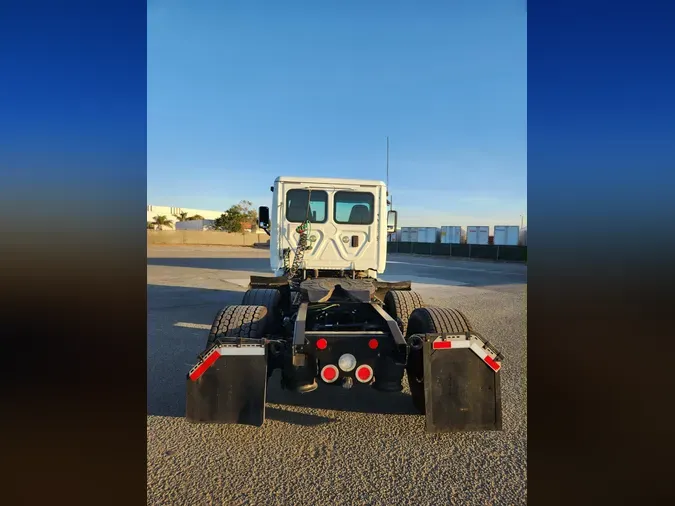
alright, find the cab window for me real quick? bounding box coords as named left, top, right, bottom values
left=334, top=191, right=375, bottom=225
left=286, top=189, right=328, bottom=223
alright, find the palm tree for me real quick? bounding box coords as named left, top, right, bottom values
left=173, top=211, right=189, bottom=222
left=147, top=222, right=155, bottom=230
left=188, top=214, right=205, bottom=221
left=152, top=215, right=174, bottom=230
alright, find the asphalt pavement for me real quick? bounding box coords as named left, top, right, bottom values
left=147, top=245, right=527, bottom=505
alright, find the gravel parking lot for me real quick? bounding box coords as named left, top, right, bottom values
left=147, top=245, right=527, bottom=505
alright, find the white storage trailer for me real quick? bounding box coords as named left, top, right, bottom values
left=440, top=226, right=466, bottom=244
left=400, top=227, right=418, bottom=242
left=416, top=227, right=439, bottom=243
left=467, top=226, right=489, bottom=245
left=493, top=225, right=519, bottom=246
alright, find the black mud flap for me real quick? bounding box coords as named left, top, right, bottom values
left=423, top=334, right=502, bottom=433
left=186, top=340, right=267, bottom=426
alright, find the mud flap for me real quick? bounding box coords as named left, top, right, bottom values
left=423, top=334, right=502, bottom=432
left=186, top=340, right=267, bottom=426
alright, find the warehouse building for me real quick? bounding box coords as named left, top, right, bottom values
left=146, top=205, right=222, bottom=223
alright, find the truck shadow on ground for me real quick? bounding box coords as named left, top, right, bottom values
left=264, top=407, right=337, bottom=427
left=147, top=283, right=419, bottom=425
left=147, top=284, right=243, bottom=419
left=266, top=372, right=418, bottom=417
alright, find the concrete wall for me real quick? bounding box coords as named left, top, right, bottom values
left=147, top=230, right=270, bottom=246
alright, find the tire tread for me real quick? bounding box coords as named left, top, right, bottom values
left=384, top=290, right=425, bottom=336
left=206, top=304, right=268, bottom=348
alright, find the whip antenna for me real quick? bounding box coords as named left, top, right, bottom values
left=386, top=136, right=390, bottom=207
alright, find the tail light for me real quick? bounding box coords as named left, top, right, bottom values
left=320, top=365, right=339, bottom=383
left=355, top=364, right=374, bottom=383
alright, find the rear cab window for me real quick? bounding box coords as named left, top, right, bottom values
left=285, top=189, right=328, bottom=223
left=334, top=191, right=375, bottom=225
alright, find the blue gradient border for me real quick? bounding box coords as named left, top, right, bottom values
left=528, top=1, right=674, bottom=504
left=0, top=1, right=147, bottom=505
left=1, top=0, right=674, bottom=504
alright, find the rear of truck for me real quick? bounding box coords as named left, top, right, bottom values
left=185, top=176, right=503, bottom=433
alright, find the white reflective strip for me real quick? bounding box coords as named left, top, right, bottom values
left=470, top=342, right=489, bottom=360
left=432, top=337, right=470, bottom=348
left=432, top=335, right=500, bottom=363
left=216, top=346, right=265, bottom=356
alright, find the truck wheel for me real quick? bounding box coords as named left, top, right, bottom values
left=242, top=288, right=282, bottom=331
left=206, top=304, right=269, bottom=349
left=384, top=290, right=424, bottom=336
left=405, top=306, right=474, bottom=414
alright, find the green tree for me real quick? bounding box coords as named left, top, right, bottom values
left=152, top=215, right=174, bottom=229
left=147, top=221, right=155, bottom=230
left=173, top=211, right=189, bottom=222
left=214, top=200, right=257, bottom=232
left=187, top=214, right=205, bottom=221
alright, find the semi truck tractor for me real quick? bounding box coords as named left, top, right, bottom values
left=186, top=176, right=503, bottom=432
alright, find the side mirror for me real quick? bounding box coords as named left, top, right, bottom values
left=258, top=206, right=270, bottom=229
left=387, top=210, right=398, bottom=233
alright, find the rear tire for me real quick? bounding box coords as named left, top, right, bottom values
left=383, top=290, right=425, bottom=336
left=242, top=288, right=282, bottom=331
left=206, top=304, right=268, bottom=349
left=405, top=307, right=474, bottom=413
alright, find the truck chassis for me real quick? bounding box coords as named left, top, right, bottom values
left=186, top=270, right=503, bottom=433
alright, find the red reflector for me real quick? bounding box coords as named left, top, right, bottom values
left=322, top=366, right=337, bottom=382
left=355, top=365, right=373, bottom=383
left=368, top=339, right=379, bottom=349
left=432, top=341, right=452, bottom=349
left=484, top=355, right=501, bottom=372
left=189, top=350, right=220, bottom=381
left=316, top=338, right=328, bottom=350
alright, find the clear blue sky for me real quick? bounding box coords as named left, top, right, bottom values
left=148, top=0, right=526, bottom=227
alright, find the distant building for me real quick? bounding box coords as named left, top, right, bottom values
left=147, top=205, right=222, bottom=223
left=147, top=205, right=255, bottom=232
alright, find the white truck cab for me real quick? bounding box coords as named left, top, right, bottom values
left=259, top=176, right=397, bottom=277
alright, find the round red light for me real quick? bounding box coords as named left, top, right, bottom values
left=322, top=366, right=337, bottom=382
left=356, top=365, right=373, bottom=383
left=368, top=339, right=379, bottom=349
left=316, top=338, right=328, bottom=350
